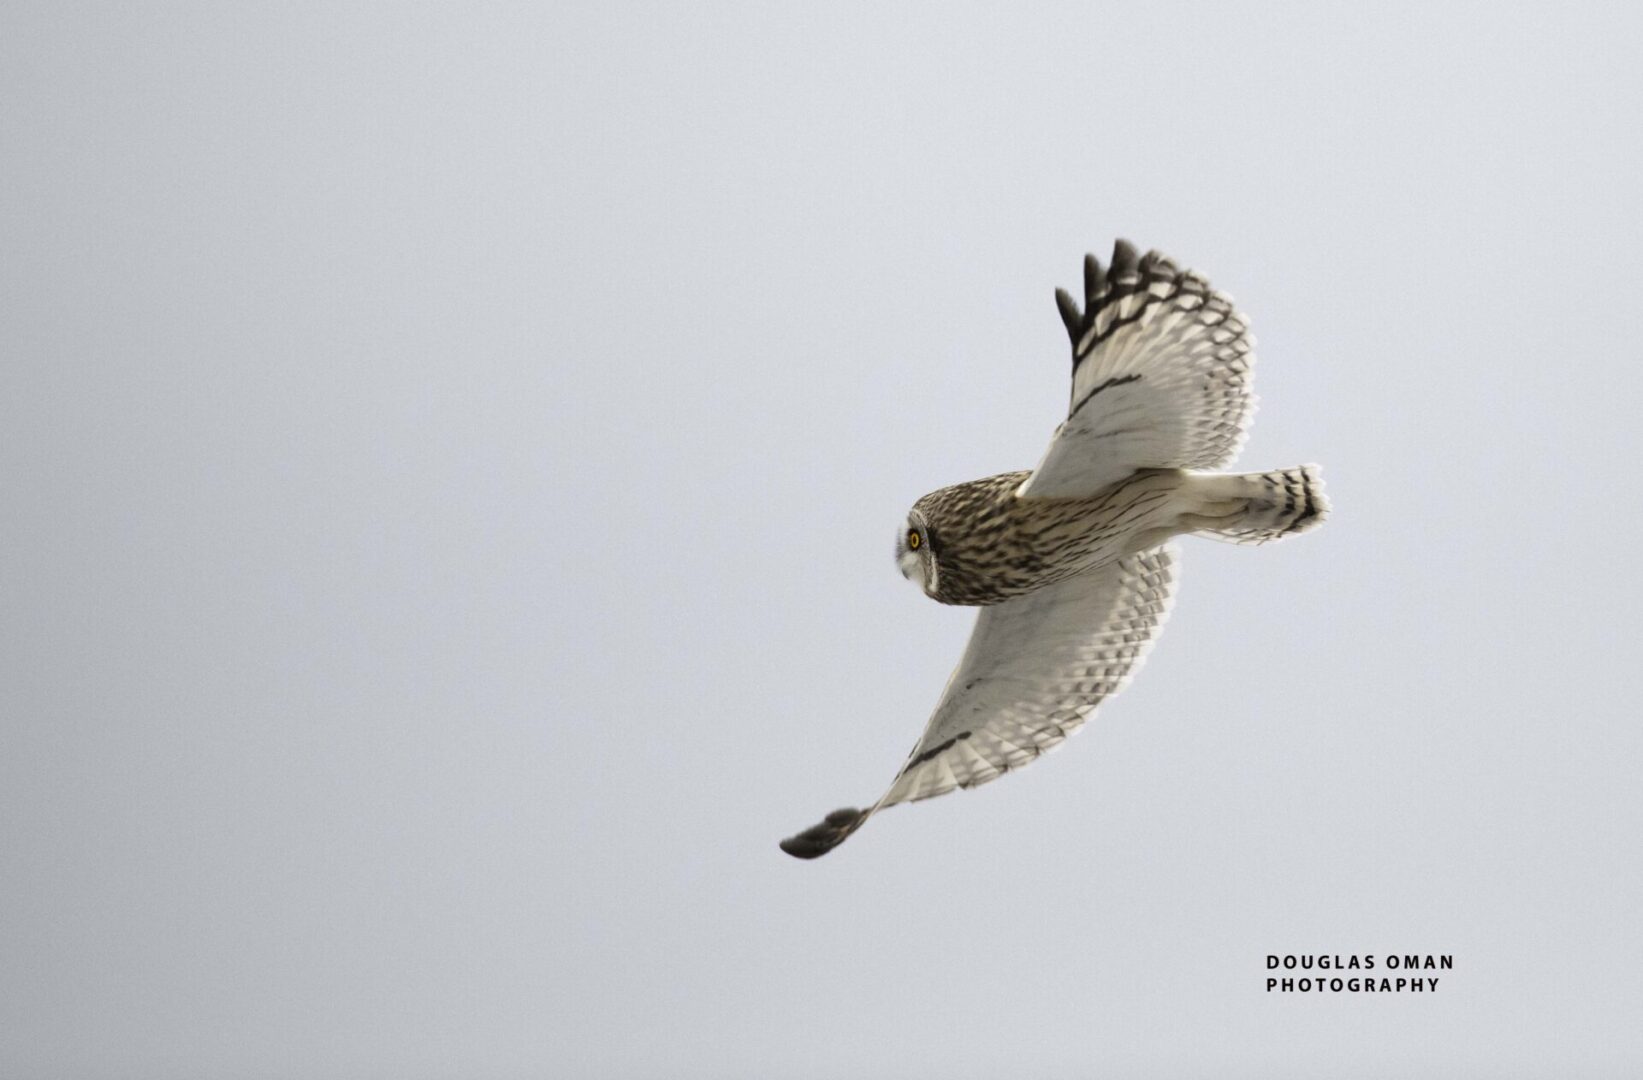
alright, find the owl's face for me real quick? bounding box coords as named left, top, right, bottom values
left=896, top=509, right=938, bottom=595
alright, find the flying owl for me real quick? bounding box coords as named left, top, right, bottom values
left=780, top=239, right=1328, bottom=859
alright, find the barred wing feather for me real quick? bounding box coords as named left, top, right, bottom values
left=779, top=545, right=1177, bottom=858
left=1020, top=240, right=1255, bottom=498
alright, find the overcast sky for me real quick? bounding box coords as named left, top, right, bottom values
left=5, top=3, right=1643, bottom=1078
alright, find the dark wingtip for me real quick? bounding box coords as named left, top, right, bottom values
left=1082, top=253, right=1106, bottom=304
left=1053, top=287, right=1081, bottom=343
left=1111, top=238, right=1139, bottom=278
left=779, top=807, right=868, bottom=860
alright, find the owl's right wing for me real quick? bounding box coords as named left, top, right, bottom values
left=1017, top=240, right=1256, bottom=498
left=779, top=545, right=1178, bottom=859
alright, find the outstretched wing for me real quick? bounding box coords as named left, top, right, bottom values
left=780, top=545, right=1178, bottom=859
left=1018, top=240, right=1255, bottom=498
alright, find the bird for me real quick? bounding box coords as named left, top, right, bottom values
left=780, top=239, right=1328, bottom=859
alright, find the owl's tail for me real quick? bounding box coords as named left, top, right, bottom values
left=1182, top=465, right=1328, bottom=545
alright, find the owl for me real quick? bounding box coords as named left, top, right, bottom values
left=781, top=239, right=1328, bottom=859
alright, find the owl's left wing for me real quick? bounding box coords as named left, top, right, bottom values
left=779, top=545, right=1177, bottom=859
left=1018, top=241, right=1256, bottom=498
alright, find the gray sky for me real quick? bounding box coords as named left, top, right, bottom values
left=4, top=3, right=1642, bottom=1077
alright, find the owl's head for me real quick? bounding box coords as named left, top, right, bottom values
left=896, top=509, right=938, bottom=596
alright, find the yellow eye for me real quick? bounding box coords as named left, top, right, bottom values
left=907, top=530, right=921, bottom=550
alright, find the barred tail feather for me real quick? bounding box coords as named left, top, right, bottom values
left=1188, top=465, right=1328, bottom=545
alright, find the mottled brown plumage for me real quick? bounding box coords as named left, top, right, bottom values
left=903, top=469, right=1186, bottom=606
